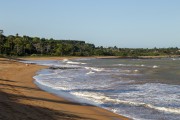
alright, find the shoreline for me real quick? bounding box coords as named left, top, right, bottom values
left=15, top=54, right=179, bottom=61
left=96, top=55, right=180, bottom=59
left=0, top=57, right=129, bottom=120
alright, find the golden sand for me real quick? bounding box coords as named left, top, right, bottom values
left=0, top=57, right=129, bottom=120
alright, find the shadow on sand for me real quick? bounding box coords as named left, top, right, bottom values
left=0, top=78, right=94, bottom=120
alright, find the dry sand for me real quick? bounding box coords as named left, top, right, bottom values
left=0, top=57, right=129, bottom=120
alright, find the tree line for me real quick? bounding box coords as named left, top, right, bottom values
left=0, top=33, right=179, bottom=57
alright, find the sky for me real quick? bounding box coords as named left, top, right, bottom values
left=1, top=0, right=180, bottom=48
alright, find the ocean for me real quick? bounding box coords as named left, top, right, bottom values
left=22, top=58, right=180, bottom=120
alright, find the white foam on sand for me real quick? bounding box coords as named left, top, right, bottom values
left=70, top=89, right=180, bottom=114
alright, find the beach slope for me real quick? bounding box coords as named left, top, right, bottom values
left=0, top=58, right=129, bottom=120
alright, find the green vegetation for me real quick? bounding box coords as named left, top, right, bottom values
left=0, top=33, right=179, bottom=57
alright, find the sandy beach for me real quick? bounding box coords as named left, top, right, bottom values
left=0, top=57, right=129, bottom=120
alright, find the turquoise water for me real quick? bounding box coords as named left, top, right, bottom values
left=23, top=58, right=180, bottom=120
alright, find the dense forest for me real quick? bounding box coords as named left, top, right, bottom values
left=0, top=32, right=180, bottom=57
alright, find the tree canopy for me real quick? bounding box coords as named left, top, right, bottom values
left=0, top=33, right=179, bottom=57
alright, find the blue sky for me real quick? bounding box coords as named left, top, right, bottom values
left=1, top=0, right=180, bottom=48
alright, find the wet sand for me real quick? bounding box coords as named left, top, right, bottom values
left=0, top=57, right=129, bottom=120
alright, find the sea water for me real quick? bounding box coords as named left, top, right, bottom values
left=22, top=58, right=180, bottom=120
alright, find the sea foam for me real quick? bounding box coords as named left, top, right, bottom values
left=29, top=58, right=180, bottom=120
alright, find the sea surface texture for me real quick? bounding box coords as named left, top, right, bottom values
left=23, top=58, right=180, bottom=120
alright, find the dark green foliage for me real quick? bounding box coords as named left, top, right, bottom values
left=0, top=33, right=179, bottom=57
left=0, top=34, right=95, bottom=56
